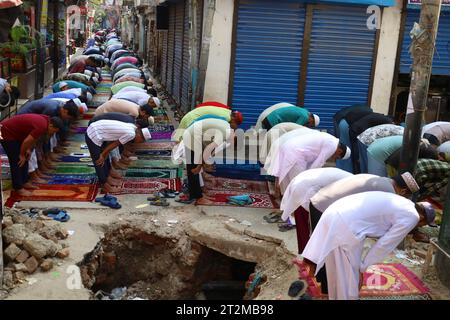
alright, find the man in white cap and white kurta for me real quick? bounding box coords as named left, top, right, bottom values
left=299, top=192, right=435, bottom=300
left=306, top=171, right=420, bottom=295
left=267, top=131, right=351, bottom=194
left=280, top=167, right=353, bottom=254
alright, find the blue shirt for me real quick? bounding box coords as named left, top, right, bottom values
left=43, top=92, right=79, bottom=100
left=367, top=135, right=403, bottom=162
left=17, top=99, right=62, bottom=117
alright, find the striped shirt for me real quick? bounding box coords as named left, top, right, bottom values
left=87, top=120, right=137, bottom=147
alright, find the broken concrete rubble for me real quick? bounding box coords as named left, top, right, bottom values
left=1, top=207, right=71, bottom=290
left=3, top=224, right=29, bottom=245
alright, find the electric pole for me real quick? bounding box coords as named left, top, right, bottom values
left=399, top=0, right=442, bottom=174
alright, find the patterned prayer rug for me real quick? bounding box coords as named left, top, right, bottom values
left=210, top=163, right=267, bottom=181
left=5, top=184, right=99, bottom=207
left=124, top=168, right=182, bottom=179
left=149, top=124, right=175, bottom=133
left=96, top=87, right=112, bottom=93
left=149, top=131, right=173, bottom=140
left=108, top=178, right=182, bottom=195
left=132, top=141, right=177, bottom=151
left=58, top=156, right=92, bottom=163
left=45, top=175, right=97, bottom=185
left=128, top=159, right=181, bottom=169
left=51, top=165, right=96, bottom=175
left=203, top=175, right=269, bottom=193
left=153, top=109, right=168, bottom=116
left=199, top=190, right=277, bottom=209
left=293, top=261, right=430, bottom=300
left=134, top=150, right=172, bottom=157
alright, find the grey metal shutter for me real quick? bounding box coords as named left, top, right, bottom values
left=231, top=0, right=306, bottom=130
left=166, top=5, right=176, bottom=91
left=160, top=30, right=168, bottom=86
left=181, top=0, right=191, bottom=112
left=400, top=9, right=450, bottom=76
left=173, top=2, right=184, bottom=104
left=303, top=5, right=377, bottom=131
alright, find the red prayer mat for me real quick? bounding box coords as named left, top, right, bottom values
left=5, top=184, right=99, bottom=207
left=108, top=178, right=181, bottom=195
left=200, top=190, right=277, bottom=209
left=203, top=175, right=269, bottom=194
left=293, top=260, right=430, bottom=299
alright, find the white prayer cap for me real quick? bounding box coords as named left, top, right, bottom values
left=59, top=81, right=69, bottom=89
left=313, top=114, right=320, bottom=127
left=104, top=57, right=109, bottom=64
left=72, top=98, right=82, bottom=107
left=342, top=146, right=351, bottom=160
left=148, top=116, right=155, bottom=125
left=152, top=97, right=161, bottom=108
left=86, top=92, right=93, bottom=101
left=400, top=172, right=420, bottom=194
left=141, top=128, right=152, bottom=141
left=84, top=70, right=93, bottom=77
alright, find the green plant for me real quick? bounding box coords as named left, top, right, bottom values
left=0, top=25, right=41, bottom=56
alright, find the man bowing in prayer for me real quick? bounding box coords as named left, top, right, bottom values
left=267, top=131, right=350, bottom=194
left=299, top=192, right=435, bottom=300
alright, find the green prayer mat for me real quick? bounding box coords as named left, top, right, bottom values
left=129, top=159, right=182, bottom=169
left=124, top=168, right=183, bottom=179
left=52, top=165, right=96, bottom=175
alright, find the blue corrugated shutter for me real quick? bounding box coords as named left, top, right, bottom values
left=181, top=0, right=191, bottom=111
left=173, top=2, right=184, bottom=104
left=231, top=0, right=305, bottom=129
left=400, top=10, right=450, bottom=75
left=304, top=6, right=377, bottom=131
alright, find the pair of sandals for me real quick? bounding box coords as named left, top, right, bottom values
left=263, top=212, right=294, bottom=231
left=19, top=208, right=39, bottom=219
left=42, top=208, right=71, bottom=222
left=95, top=195, right=122, bottom=209
left=263, top=212, right=282, bottom=223
left=175, top=193, right=195, bottom=204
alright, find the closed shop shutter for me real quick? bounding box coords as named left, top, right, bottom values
left=181, top=0, right=191, bottom=111
left=166, top=5, right=176, bottom=91
left=400, top=9, right=450, bottom=76
left=303, top=5, right=377, bottom=131
left=231, top=0, right=306, bottom=129
left=173, top=2, right=184, bottom=104
left=160, top=30, right=168, bottom=86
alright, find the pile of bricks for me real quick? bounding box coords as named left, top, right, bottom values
left=1, top=208, right=70, bottom=289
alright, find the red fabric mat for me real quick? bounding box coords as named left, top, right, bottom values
left=5, top=184, right=99, bottom=207
left=293, top=260, right=430, bottom=299
left=200, top=190, right=277, bottom=209
left=108, top=178, right=181, bottom=195
left=203, top=175, right=269, bottom=194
